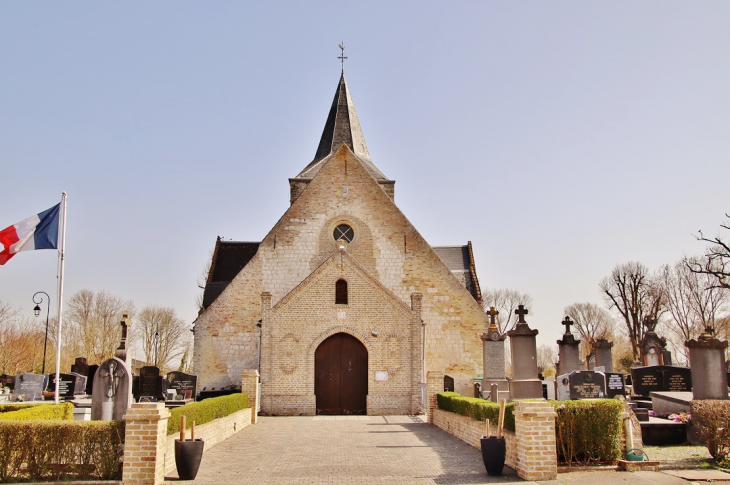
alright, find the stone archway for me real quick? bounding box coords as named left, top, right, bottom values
left=314, top=332, right=368, bottom=415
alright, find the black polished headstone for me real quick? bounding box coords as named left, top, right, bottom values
left=568, top=370, right=606, bottom=399
left=605, top=372, right=626, bottom=398
left=50, top=373, right=76, bottom=400
left=86, top=365, right=98, bottom=395
left=0, top=374, right=15, bottom=391
left=15, top=373, right=46, bottom=400
left=443, top=375, right=455, bottom=392
left=71, top=357, right=90, bottom=376
left=136, top=366, right=166, bottom=401
left=631, top=365, right=692, bottom=397
left=166, top=371, right=197, bottom=400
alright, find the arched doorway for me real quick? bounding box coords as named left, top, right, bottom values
left=315, top=333, right=368, bottom=415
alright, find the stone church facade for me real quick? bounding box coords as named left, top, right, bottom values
left=193, top=73, right=488, bottom=415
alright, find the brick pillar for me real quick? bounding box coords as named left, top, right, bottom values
left=513, top=401, right=557, bottom=481
left=123, top=402, right=170, bottom=485
left=241, top=369, right=260, bottom=424
left=426, top=371, right=443, bottom=423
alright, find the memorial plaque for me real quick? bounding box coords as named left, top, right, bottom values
left=0, top=374, right=15, bottom=391
left=71, top=372, right=87, bottom=395
left=165, top=371, right=197, bottom=400
left=568, top=371, right=606, bottom=400
left=50, top=373, right=76, bottom=400
left=86, top=365, right=98, bottom=395
left=443, top=375, right=455, bottom=392
left=605, top=372, right=626, bottom=398
left=631, top=365, right=692, bottom=397
left=71, top=357, right=90, bottom=376
left=14, top=373, right=46, bottom=400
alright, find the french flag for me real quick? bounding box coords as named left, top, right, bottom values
left=0, top=204, right=60, bottom=265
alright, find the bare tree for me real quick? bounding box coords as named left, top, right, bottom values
left=536, top=344, right=557, bottom=375
left=137, top=306, right=189, bottom=372
left=195, top=247, right=214, bottom=311
left=564, top=302, right=616, bottom=360
left=688, top=214, right=730, bottom=290
left=0, top=301, right=45, bottom=374
left=481, top=288, right=533, bottom=334
left=600, top=262, right=664, bottom=360
left=65, top=290, right=135, bottom=365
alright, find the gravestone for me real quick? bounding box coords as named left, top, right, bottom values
left=631, top=365, right=692, bottom=398
left=557, top=316, right=582, bottom=376
left=480, top=306, right=509, bottom=399
left=114, top=312, right=132, bottom=365
left=686, top=327, right=729, bottom=400
left=568, top=370, right=606, bottom=399
left=71, top=372, right=87, bottom=395
left=71, top=357, right=90, bottom=376
left=50, top=373, right=76, bottom=400
left=443, top=375, right=455, bottom=392
left=640, top=317, right=667, bottom=366
left=135, top=366, right=166, bottom=402
left=14, top=373, right=46, bottom=400
left=166, top=371, right=197, bottom=400
left=507, top=305, right=543, bottom=399
left=0, top=374, right=15, bottom=391
left=605, top=372, right=626, bottom=398
left=593, top=338, right=614, bottom=373
left=91, top=357, right=132, bottom=420
left=556, top=374, right=570, bottom=401
left=86, top=365, right=98, bottom=395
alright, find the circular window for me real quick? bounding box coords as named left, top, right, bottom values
left=333, top=224, right=354, bottom=243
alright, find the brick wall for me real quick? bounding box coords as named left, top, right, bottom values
left=162, top=408, right=252, bottom=476
left=123, top=403, right=170, bottom=485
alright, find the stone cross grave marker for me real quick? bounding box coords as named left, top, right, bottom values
left=71, top=357, right=89, bottom=376
left=91, top=357, right=132, bottom=420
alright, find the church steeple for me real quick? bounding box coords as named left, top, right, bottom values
left=293, top=74, right=388, bottom=182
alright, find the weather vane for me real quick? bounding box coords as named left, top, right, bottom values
left=338, top=42, right=347, bottom=73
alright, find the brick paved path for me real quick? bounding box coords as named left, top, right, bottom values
left=165, top=416, right=688, bottom=485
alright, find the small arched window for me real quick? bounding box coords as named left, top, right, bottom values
left=335, top=279, right=348, bottom=305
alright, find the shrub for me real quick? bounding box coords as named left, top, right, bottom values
left=0, top=404, right=39, bottom=414
left=691, top=400, right=730, bottom=462
left=553, top=399, right=623, bottom=466
left=0, top=420, right=124, bottom=481
left=0, top=403, right=74, bottom=421
left=436, top=392, right=517, bottom=432
left=168, top=393, right=248, bottom=436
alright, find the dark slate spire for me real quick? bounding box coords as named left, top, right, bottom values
left=295, top=74, right=387, bottom=181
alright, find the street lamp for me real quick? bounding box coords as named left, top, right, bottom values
left=32, top=291, right=51, bottom=375
left=154, top=322, right=160, bottom=368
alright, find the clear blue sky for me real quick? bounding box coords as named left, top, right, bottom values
left=1, top=2, right=729, bottom=349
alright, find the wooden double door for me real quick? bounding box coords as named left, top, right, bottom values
left=314, top=333, right=368, bottom=415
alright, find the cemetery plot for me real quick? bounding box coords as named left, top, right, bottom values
left=166, top=371, right=197, bottom=400
left=631, top=366, right=691, bottom=397
left=568, top=370, right=606, bottom=400
left=14, top=373, right=46, bottom=400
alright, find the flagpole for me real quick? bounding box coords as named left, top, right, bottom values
left=54, top=192, right=67, bottom=405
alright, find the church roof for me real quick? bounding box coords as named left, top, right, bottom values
left=294, top=73, right=389, bottom=182
left=433, top=242, right=483, bottom=303
left=202, top=238, right=260, bottom=309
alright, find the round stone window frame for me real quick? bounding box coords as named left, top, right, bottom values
left=333, top=223, right=355, bottom=244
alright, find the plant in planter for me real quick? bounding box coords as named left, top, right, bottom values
left=480, top=399, right=507, bottom=476
left=175, top=415, right=205, bottom=480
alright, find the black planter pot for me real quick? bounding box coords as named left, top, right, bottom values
left=480, top=436, right=506, bottom=476
left=175, top=439, right=204, bottom=480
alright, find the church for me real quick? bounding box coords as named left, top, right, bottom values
left=193, top=72, right=489, bottom=415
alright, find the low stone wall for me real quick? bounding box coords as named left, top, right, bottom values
left=432, top=409, right=517, bottom=469
left=163, top=408, right=252, bottom=475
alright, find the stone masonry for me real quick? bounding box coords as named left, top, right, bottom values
left=123, top=403, right=170, bottom=485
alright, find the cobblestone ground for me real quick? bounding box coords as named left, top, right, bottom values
left=164, top=416, right=689, bottom=485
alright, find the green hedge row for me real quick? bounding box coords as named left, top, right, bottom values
left=436, top=392, right=517, bottom=432
left=436, top=392, right=623, bottom=465
left=167, top=393, right=248, bottom=436
left=554, top=399, right=623, bottom=465
left=0, top=403, right=74, bottom=421
left=0, top=420, right=125, bottom=481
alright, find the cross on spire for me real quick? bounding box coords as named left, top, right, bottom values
left=515, top=305, right=528, bottom=324
left=487, top=306, right=499, bottom=328
left=337, top=42, right=347, bottom=73
left=562, top=316, right=574, bottom=335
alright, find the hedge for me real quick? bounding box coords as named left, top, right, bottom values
left=167, top=393, right=248, bottom=436
left=0, top=404, right=39, bottom=414
left=437, top=392, right=517, bottom=432
left=691, top=399, right=730, bottom=463
left=0, top=403, right=74, bottom=421
left=553, top=399, right=623, bottom=466
left=0, top=420, right=125, bottom=481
